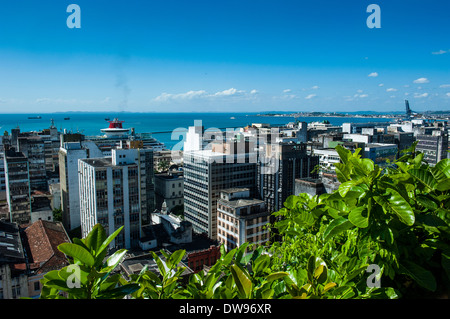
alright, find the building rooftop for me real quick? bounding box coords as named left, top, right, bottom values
left=120, top=251, right=194, bottom=278
left=220, top=188, right=250, bottom=194
left=220, top=198, right=265, bottom=209
left=80, top=157, right=112, bottom=168
left=22, top=220, right=70, bottom=274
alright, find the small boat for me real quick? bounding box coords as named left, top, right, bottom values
left=28, top=116, right=42, bottom=119
left=64, top=117, right=70, bottom=120
left=105, top=117, right=110, bottom=121
left=230, top=117, right=236, bottom=119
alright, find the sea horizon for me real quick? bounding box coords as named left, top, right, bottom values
left=0, top=111, right=399, bottom=150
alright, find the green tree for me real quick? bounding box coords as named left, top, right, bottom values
left=40, top=224, right=139, bottom=299
left=40, top=145, right=450, bottom=299
left=268, top=145, right=450, bottom=298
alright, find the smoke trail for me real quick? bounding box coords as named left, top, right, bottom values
left=114, top=54, right=131, bottom=113
left=115, top=71, right=131, bottom=112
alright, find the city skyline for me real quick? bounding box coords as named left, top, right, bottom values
left=0, top=0, right=449, bottom=114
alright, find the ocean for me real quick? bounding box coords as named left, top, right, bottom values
left=0, top=112, right=396, bottom=150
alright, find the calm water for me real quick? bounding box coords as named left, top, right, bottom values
left=0, top=112, right=395, bottom=149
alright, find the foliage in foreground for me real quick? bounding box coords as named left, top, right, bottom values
left=40, top=145, right=450, bottom=299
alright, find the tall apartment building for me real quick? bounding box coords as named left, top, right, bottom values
left=3, top=148, right=31, bottom=225
left=78, top=148, right=154, bottom=249
left=217, top=188, right=269, bottom=251
left=416, top=130, right=449, bottom=166
left=183, top=140, right=257, bottom=240
left=59, top=142, right=89, bottom=231
left=0, top=151, right=6, bottom=201
left=134, top=148, right=155, bottom=227
left=17, top=136, right=47, bottom=191
left=257, top=143, right=319, bottom=214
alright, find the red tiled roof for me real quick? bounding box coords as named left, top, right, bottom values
left=23, top=220, right=71, bottom=274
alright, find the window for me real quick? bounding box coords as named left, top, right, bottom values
left=34, top=281, right=40, bottom=291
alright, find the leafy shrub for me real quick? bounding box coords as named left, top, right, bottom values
left=40, top=145, right=450, bottom=299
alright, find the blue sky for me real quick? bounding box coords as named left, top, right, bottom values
left=0, top=0, right=449, bottom=113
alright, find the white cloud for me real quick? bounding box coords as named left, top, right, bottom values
left=446, top=93, right=450, bottom=97
left=368, top=72, right=378, bottom=77
left=359, top=94, right=369, bottom=98
left=440, top=84, right=450, bottom=88
left=154, top=90, right=208, bottom=102
left=154, top=88, right=252, bottom=103
left=283, top=89, right=291, bottom=93
left=36, top=98, right=51, bottom=103
left=305, top=94, right=316, bottom=100
left=386, top=88, right=397, bottom=92
left=356, top=89, right=364, bottom=93
left=413, top=78, right=429, bottom=84
left=378, top=83, right=384, bottom=87
left=214, top=88, right=245, bottom=97
left=432, top=49, right=448, bottom=55
left=311, top=85, right=320, bottom=90
left=101, top=97, right=112, bottom=104
left=414, top=92, right=429, bottom=98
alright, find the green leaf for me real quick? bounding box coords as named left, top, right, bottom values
left=323, top=282, right=337, bottom=292
left=314, top=264, right=328, bottom=285
left=230, top=264, right=252, bottom=298
left=409, top=168, right=437, bottom=190
left=284, top=195, right=300, bottom=210
left=323, top=217, right=353, bottom=241
left=294, top=211, right=315, bottom=227
left=266, top=272, right=289, bottom=283
left=253, top=254, right=270, bottom=275
left=169, top=250, right=186, bottom=269
left=399, top=261, right=437, bottom=292
left=151, top=252, right=167, bottom=278
left=338, top=180, right=358, bottom=198
left=104, top=249, right=127, bottom=270
left=416, top=195, right=439, bottom=210
left=235, top=242, right=249, bottom=264
left=85, top=224, right=107, bottom=256
left=58, top=243, right=95, bottom=267
left=97, top=284, right=140, bottom=299
left=436, top=178, right=450, bottom=192
left=96, top=226, right=124, bottom=258
left=385, top=188, right=415, bottom=226
left=435, top=158, right=450, bottom=178
left=335, top=145, right=351, bottom=165
left=348, top=207, right=369, bottom=228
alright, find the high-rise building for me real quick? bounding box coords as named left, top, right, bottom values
left=59, top=142, right=89, bottom=231
left=416, top=130, right=449, bottom=166
left=17, top=136, right=47, bottom=191
left=3, top=148, right=31, bottom=225
left=217, top=188, right=269, bottom=251
left=258, top=143, right=319, bottom=214
left=78, top=148, right=154, bottom=250
left=0, top=151, right=6, bottom=201
left=183, top=140, right=257, bottom=240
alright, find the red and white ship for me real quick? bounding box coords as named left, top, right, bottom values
left=100, top=118, right=130, bottom=137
